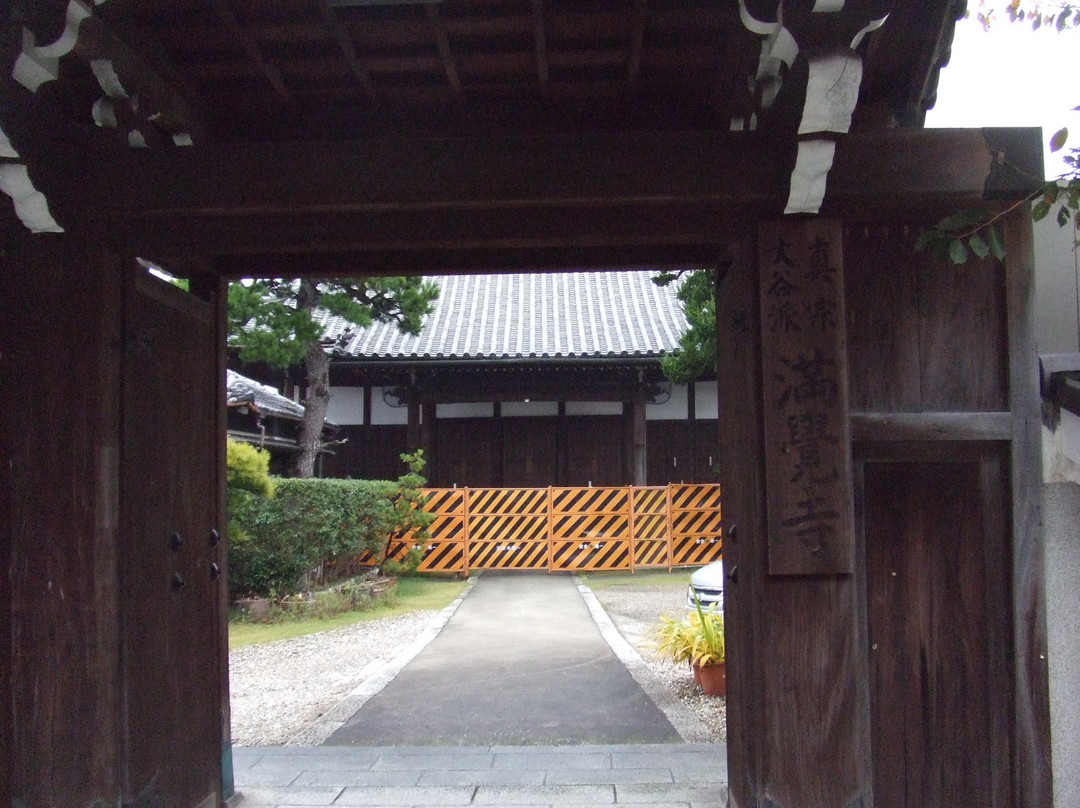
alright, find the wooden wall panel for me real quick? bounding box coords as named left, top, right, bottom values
left=1, top=236, right=123, bottom=807
left=565, top=416, right=624, bottom=487
left=864, top=460, right=1010, bottom=808
left=504, top=417, right=560, bottom=487
left=436, top=419, right=499, bottom=487
left=845, top=226, right=1008, bottom=413
left=918, top=254, right=1008, bottom=411
left=323, top=425, right=409, bottom=480
left=646, top=422, right=695, bottom=484
left=845, top=227, right=922, bottom=411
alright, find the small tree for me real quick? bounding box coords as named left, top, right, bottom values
left=652, top=269, right=717, bottom=384
left=228, top=277, right=439, bottom=477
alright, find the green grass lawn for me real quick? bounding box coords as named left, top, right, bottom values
left=228, top=576, right=469, bottom=650
left=580, top=568, right=691, bottom=590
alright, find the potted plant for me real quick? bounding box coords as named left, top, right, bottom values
left=654, top=597, right=726, bottom=696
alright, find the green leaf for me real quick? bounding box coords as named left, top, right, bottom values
left=1050, top=128, right=1069, bottom=153
left=914, top=228, right=939, bottom=252
left=1033, top=199, right=1052, bottom=221
left=969, top=233, right=991, bottom=259
left=988, top=226, right=1006, bottom=261
left=948, top=239, right=968, bottom=265
left=1059, top=206, right=1072, bottom=227
left=935, top=208, right=985, bottom=232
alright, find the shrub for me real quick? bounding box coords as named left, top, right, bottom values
left=228, top=451, right=433, bottom=598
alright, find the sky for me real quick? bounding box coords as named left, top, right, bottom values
left=924, top=5, right=1080, bottom=177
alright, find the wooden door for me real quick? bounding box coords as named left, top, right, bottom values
left=863, top=457, right=1012, bottom=808
left=120, top=271, right=222, bottom=808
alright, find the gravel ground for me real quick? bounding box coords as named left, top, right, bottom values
left=587, top=582, right=727, bottom=744
left=229, top=611, right=439, bottom=746
left=228, top=579, right=725, bottom=746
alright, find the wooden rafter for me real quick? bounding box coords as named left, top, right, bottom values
left=204, top=0, right=291, bottom=102
left=426, top=3, right=463, bottom=107
left=312, top=0, right=379, bottom=108
left=531, top=0, right=549, bottom=90
left=627, top=0, right=647, bottom=86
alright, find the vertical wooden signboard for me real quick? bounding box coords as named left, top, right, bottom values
left=758, top=219, right=854, bottom=575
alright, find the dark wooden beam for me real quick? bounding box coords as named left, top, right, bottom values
left=204, top=0, right=292, bottom=102
left=850, top=412, right=1013, bottom=442
left=426, top=3, right=463, bottom=108
left=94, top=128, right=1038, bottom=220
left=627, top=0, right=647, bottom=86
left=15, top=0, right=206, bottom=141
left=531, top=0, right=549, bottom=90
left=312, top=0, right=379, bottom=108
left=115, top=201, right=743, bottom=259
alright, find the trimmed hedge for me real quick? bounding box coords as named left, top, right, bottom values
left=228, top=452, right=432, bottom=598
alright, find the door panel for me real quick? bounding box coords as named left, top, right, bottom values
left=120, top=272, right=221, bottom=807
left=864, top=460, right=1011, bottom=808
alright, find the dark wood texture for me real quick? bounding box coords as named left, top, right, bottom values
left=850, top=411, right=1012, bottom=442
left=120, top=270, right=221, bottom=807
left=503, top=418, right=561, bottom=488
left=845, top=225, right=1008, bottom=414
left=190, top=273, right=233, bottom=798
left=715, top=239, right=766, bottom=808
left=1, top=236, right=124, bottom=808
left=759, top=219, right=854, bottom=576
left=322, top=426, right=410, bottom=482
left=435, top=420, right=499, bottom=489
left=1004, top=207, right=1053, bottom=808
left=566, top=417, right=625, bottom=487
left=863, top=459, right=1011, bottom=808
left=722, top=232, right=870, bottom=808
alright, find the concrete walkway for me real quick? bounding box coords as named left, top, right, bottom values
left=233, top=573, right=729, bottom=806
left=327, top=573, right=680, bottom=746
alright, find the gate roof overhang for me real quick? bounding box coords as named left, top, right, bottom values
left=0, top=0, right=1044, bottom=273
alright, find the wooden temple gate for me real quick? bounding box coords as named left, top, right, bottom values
left=0, top=3, right=1056, bottom=808
left=390, top=484, right=723, bottom=574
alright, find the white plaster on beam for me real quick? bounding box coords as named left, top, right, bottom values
left=812, top=0, right=846, bottom=11
left=0, top=164, right=64, bottom=233
left=799, top=52, right=863, bottom=135
left=0, top=128, right=18, bottom=159
left=851, top=14, right=889, bottom=49
left=90, top=58, right=128, bottom=98
left=784, top=139, right=836, bottom=215
left=12, top=0, right=93, bottom=91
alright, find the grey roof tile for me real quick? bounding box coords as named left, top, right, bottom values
left=227, top=369, right=305, bottom=420
left=319, top=271, right=688, bottom=361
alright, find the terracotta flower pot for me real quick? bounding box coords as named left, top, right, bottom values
left=693, top=661, right=726, bottom=697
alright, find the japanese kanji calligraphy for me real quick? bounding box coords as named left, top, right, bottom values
left=758, top=220, right=854, bottom=575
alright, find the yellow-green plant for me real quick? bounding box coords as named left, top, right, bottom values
left=654, top=597, right=725, bottom=667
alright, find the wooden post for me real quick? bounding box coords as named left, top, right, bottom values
left=632, top=395, right=647, bottom=486
left=720, top=223, right=869, bottom=808
left=1004, top=206, right=1053, bottom=808
left=407, top=395, right=421, bottom=450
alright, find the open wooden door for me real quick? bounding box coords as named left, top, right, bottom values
left=119, top=269, right=223, bottom=808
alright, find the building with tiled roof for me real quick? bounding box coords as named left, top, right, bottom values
left=316, top=271, right=717, bottom=488
left=227, top=369, right=337, bottom=476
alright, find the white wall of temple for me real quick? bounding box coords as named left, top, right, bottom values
left=436, top=402, right=495, bottom=418
left=329, top=381, right=720, bottom=424
left=325, top=386, right=365, bottom=425
left=646, top=383, right=687, bottom=420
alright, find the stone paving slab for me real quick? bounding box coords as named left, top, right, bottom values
left=234, top=744, right=727, bottom=807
